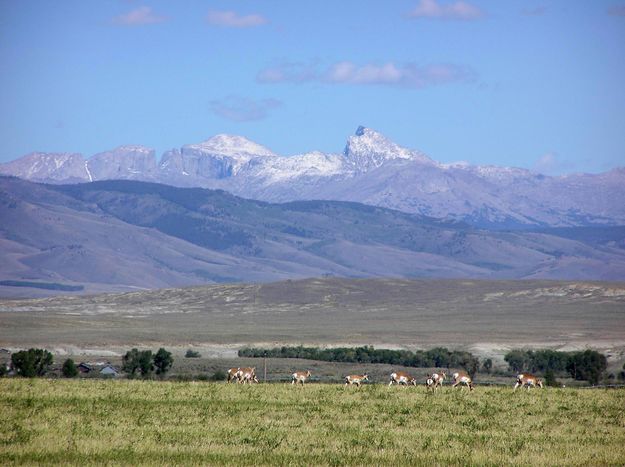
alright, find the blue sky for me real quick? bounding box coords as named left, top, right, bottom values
left=1, top=1, right=624, bottom=174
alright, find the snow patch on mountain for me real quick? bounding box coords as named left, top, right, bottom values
left=246, top=151, right=348, bottom=183
left=185, top=134, right=277, bottom=158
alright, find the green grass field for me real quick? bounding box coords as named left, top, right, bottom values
left=1, top=379, right=624, bottom=465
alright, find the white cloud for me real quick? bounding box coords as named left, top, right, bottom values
left=408, top=0, right=484, bottom=20
left=258, top=61, right=474, bottom=89
left=206, top=10, right=267, bottom=28
left=210, top=96, right=282, bottom=122
left=533, top=152, right=573, bottom=175
left=112, top=6, right=167, bottom=26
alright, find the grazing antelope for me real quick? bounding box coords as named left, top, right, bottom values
left=514, top=373, right=543, bottom=391
left=431, top=371, right=446, bottom=390
left=452, top=371, right=474, bottom=391
left=237, top=367, right=258, bottom=384
left=345, top=374, right=369, bottom=387
left=291, top=370, right=311, bottom=386
left=389, top=371, right=417, bottom=386
left=425, top=377, right=436, bottom=393
left=227, top=367, right=240, bottom=383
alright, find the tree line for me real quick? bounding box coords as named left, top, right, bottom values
left=2, top=347, right=173, bottom=379
left=504, top=349, right=608, bottom=385
left=239, top=345, right=481, bottom=376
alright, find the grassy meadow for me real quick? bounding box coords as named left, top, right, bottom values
left=1, top=379, right=624, bottom=465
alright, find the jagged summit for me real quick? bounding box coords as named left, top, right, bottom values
left=343, top=126, right=434, bottom=170
left=184, top=134, right=277, bottom=158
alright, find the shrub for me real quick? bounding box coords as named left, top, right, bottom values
left=185, top=349, right=201, bottom=358
left=544, top=369, right=559, bottom=387
left=11, top=348, right=53, bottom=377
left=211, top=370, right=227, bottom=381
left=62, top=358, right=78, bottom=378
left=481, top=358, right=493, bottom=374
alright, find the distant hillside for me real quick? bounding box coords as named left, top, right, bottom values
left=1, top=176, right=625, bottom=296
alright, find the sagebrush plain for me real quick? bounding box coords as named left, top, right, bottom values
left=1, top=379, right=624, bottom=465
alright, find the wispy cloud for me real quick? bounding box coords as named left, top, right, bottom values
left=258, top=61, right=474, bottom=89
left=206, top=10, right=268, bottom=28
left=407, top=0, right=484, bottom=20
left=112, top=6, right=167, bottom=26
left=607, top=5, right=625, bottom=16
left=210, top=96, right=282, bottom=122
left=533, top=152, right=572, bottom=175
left=521, top=6, right=547, bottom=16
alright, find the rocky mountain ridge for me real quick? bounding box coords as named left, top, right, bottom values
left=2, top=127, right=624, bottom=228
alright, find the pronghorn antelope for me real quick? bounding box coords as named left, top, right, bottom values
left=388, top=371, right=417, bottom=386
left=345, top=374, right=369, bottom=387
left=291, top=370, right=311, bottom=385
left=237, top=367, right=258, bottom=384
left=431, top=371, right=446, bottom=389
left=514, top=373, right=543, bottom=391
left=425, top=377, right=436, bottom=392
left=452, top=371, right=474, bottom=391
left=227, top=367, right=240, bottom=383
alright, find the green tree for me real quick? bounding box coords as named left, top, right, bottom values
left=11, top=348, right=53, bottom=377
left=62, top=358, right=78, bottom=378
left=504, top=350, right=530, bottom=373
left=459, top=354, right=480, bottom=378
left=122, top=348, right=154, bottom=378
left=482, top=358, right=493, bottom=374
left=154, top=348, right=173, bottom=376
left=567, top=350, right=607, bottom=385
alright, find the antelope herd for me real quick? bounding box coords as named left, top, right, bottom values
left=227, top=367, right=258, bottom=384
left=224, top=366, right=546, bottom=391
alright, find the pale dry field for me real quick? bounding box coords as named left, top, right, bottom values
left=1, top=279, right=624, bottom=356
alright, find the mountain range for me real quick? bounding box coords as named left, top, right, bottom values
left=1, top=176, right=624, bottom=297
left=2, top=126, right=624, bottom=229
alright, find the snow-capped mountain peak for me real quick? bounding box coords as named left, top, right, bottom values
left=2, top=127, right=624, bottom=229
left=343, top=126, right=434, bottom=171
left=185, top=134, right=277, bottom=158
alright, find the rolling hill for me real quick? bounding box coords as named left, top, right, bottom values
left=1, top=176, right=625, bottom=296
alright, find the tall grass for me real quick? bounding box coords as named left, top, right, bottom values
left=1, top=379, right=624, bottom=465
